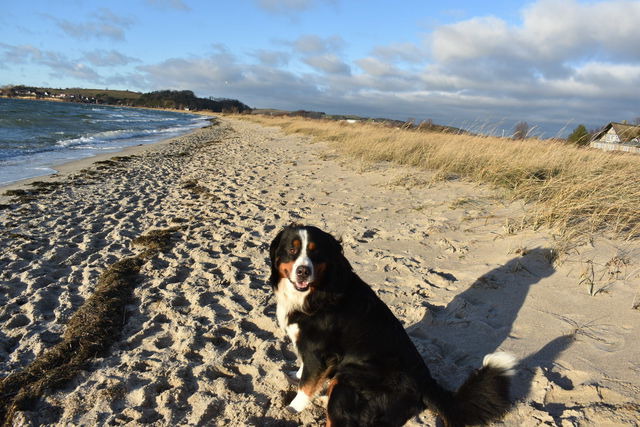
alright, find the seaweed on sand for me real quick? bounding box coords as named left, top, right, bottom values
left=0, top=227, right=178, bottom=425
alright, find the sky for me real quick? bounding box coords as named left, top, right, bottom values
left=2, top=0, right=640, bottom=137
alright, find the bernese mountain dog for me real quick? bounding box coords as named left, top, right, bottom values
left=269, top=224, right=516, bottom=427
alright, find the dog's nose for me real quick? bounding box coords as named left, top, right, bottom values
left=296, top=265, right=311, bottom=280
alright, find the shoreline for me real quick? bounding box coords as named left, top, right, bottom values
left=0, top=128, right=191, bottom=193
left=0, top=124, right=211, bottom=194
left=0, top=97, right=217, bottom=192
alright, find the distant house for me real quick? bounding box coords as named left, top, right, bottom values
left=590, top=122, right=640, bottom=153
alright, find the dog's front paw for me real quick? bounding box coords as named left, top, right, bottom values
left=286, top=391, right=310, bottom=413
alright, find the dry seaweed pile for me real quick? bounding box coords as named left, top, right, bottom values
left=0, top=228, right=178, bottom=426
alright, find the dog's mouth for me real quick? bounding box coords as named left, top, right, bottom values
left=291, top=279, right=312, bottom=292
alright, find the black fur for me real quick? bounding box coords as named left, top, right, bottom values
left=269, top=224, right=515, bottom=426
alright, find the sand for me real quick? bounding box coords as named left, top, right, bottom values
left=0, top=117, right=639, bottom=426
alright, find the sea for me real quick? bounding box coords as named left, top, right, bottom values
left=0, top=97, right=210, bottom=185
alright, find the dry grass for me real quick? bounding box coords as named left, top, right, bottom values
left=240, top=115, right=640, bottom=240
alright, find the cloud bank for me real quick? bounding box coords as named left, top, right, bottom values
left=3, top=0, right=639, bottom=136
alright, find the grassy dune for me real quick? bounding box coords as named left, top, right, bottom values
left=239, top=115, right=640, bottom=240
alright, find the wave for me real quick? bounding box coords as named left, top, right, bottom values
left=55, top=121, right=203, bottom=148
left=0, top=118, right=207, bottom=162
left=0, top=99, right=211, bottom=184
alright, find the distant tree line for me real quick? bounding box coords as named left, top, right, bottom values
left=132, top=90, right=250, bottom=113
left=0, top=85, right=251, bottom=113
left=511, top=121, right=607, bottom=145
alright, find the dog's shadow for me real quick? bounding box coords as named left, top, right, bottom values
left=407, top=247, right=574, bottom=402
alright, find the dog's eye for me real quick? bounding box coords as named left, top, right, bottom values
left=288, top=247, right=297, bottom=255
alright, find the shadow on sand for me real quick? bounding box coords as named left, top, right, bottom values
left=407, top=247, right=575, bottom=404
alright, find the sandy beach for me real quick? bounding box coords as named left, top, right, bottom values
left=1, top=117, right=639, bottom=426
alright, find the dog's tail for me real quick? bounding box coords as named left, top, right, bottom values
left=425, top=352, right=517, bottom=427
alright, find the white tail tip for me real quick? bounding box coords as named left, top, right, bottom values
left=482, top=352, right=517, bottom=377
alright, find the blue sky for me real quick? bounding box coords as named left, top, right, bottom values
left=2, top=0, right=639, bottom=136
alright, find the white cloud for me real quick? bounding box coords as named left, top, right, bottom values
left=303, top=54, right=350, bottom=74
left=356, top=58, right=404, bottom=77
left=432, top=16, right=515, bottom=63
left=7, top=0, right=639, bottom=136
left=288, top=35, right=344, bottom=54
left=136, top=52, right=322, bottom=110
left=84, top=50, right=139, bottom=67
left=0, top=43, right=41, bottom=64
left=128, top=1, right=640, bottom=134
left=255, top=0, right=315, bottom=13
left=53, top=9, right=132, bottom=41
left=432, top=0, right=640, bottom=68
left=145, top=0, right=190, bottom=10
left=371, top=42, right=428, bottom=64
left=1, top=43, right=102, bottom=83
left=520, top=0, right=640, bottom=61
left=408, top=0, right=639, bottom=131
left=252, top=49, right=291, bottom=66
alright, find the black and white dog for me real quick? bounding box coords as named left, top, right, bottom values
left=269, top=224, right=516, bottom=426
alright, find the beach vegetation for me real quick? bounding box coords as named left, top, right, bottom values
left=133, top=90, right=250, bottom=113
left=237, top=115, right=640, bottom=240
left=132, top=228, right=178, bottom=254
left=182, top=179, right=213, bottom=198
left=30, top=181, right=62, bottom=191
left=2, top=182, right=63, bottom=203
left=567, top=124, right=591, bottom=146
left=3, top=189, right=29, bottom=197
left=513, top=121, right=530, bottom=139
left=0, top=227, right=179, bottom=425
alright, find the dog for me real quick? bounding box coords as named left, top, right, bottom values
left=269, top=224, right=516, bottom=426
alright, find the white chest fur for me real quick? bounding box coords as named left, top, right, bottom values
left=275, top=278, right=308, bottom=331
left=274, top=278, right=307, bottom=390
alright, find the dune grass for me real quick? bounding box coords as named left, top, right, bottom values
left=240, top=115, right=640, bottom=240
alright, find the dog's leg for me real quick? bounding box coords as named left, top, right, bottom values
left=287, top=363, right=315, bottom=413
left=288, top=389, right=311, bottom=413
left=296, top=363, right=304, bottom=379
left=285, top=362, right=304, bottom=385
left=284, top=323, right=304, bottom=382
left=286, top=353, right=330, bottom=413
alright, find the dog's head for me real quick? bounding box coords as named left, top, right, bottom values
left=269, top=224, right=350, bottom=295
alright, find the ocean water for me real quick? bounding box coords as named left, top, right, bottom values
left=0, top=98, right=210, bottom=185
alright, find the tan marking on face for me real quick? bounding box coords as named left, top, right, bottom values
left=308, top=241, right=316, bottom=251
left=278, top=260, right=295, bottom=280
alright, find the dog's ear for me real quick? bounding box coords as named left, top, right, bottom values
left=268, top=227, right=286, bottom=288
left=269, top=228, right=284, bottom=265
